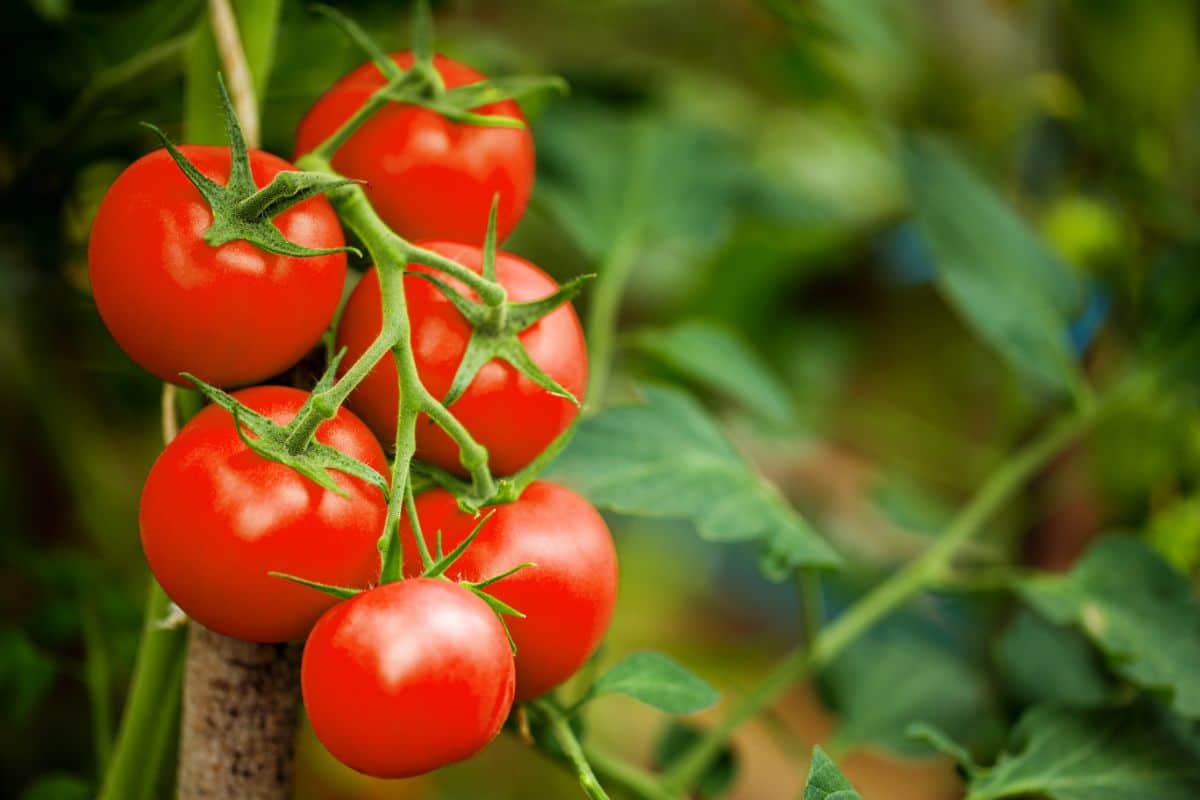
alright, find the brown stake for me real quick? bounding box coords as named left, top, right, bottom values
left=177, top=624, right=302, bottom=799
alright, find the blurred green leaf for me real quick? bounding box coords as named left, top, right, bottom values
left=994, top=608, right=1112, bottom=710
left=0, top=627, right=56, bottom=724
left=802, top=745, right=862, bottom=800
left=654, top=721, right=737, bottom=799
left=591, top=651, right=718, bottom=714
left=944, top=705, right=1200, bottom=800
left=904, top=135, right=1084, bottom=396
left=550, top=384, right=841, bottom=578
left=631, top=320, right=795, bottom=427
left=20, top=774, right=91, bottom=800
left=1020, top=535, right=1200, bottom=719
left=825, top=626, right=1001, bottom=756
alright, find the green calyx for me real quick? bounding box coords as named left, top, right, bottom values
left=184, top=359, right=389, bottom=500
left=312, top=2, right=567, bottom=142
left=413, top=202, right=593, bottom=408
left=144, top=75, right=361, bottom=259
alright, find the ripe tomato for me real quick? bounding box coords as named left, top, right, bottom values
left=302, top=578, right=516, bottom=778
left=88, top=146, right=347, bottom=387
left=293, top=52, right=534, bottom=244
left=139, top=386, right=387, bottom=643
left=335, top=242, right=587, bottom=476
left=400, top=482, right=617, bottom=701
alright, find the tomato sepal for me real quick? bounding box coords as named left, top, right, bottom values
left=141, top=78, right=361, bottom=260
left=268, top=572, right=361, bottom=600
left=182, top=372, right=389, bottom=500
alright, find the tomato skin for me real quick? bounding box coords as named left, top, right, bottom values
left=335, top=242, right=587, bottom=475
left=139, top=386, right=387, bottom=643
left=293, top=52, right=534, bottom=244
left=302, top=578, right=516, bottom=778
left=88, top=146, right=347, bottom=387
left=400, top=482, right=617, bottom=701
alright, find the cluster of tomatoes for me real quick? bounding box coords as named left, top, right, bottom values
left=87, top=48, right=617, bottom=779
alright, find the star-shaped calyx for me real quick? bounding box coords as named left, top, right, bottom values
left=411, top=202, right=593, bottom=408
left=314, top=2, right=567, bottom=133
left=143, top=75, right=362, bottom=259
left=184, top=353, right=388, bottom=500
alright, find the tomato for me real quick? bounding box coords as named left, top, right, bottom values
left=88, top=146, right=347, bottom=387
left=400, top=482, right=617, bottom=701
left=302, top=578, right=516, bottom=778
left=335, top=242, right=587, bottom=475
left=294, top=52, right=534, bottom=244
left=139, top=386, right=387, bottom=643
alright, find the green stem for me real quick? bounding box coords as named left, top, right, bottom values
left=585, top=232, right=640, bottom=409
left=98, top=583, right=187, bottom=800
left=311, top=88, right=391, bottom=161
left=662, top=405, right=1101, bottom=793
left=797, top=570, right=825, bottom=648
left=405, top=241, right=508, bottom=307
left=295, top=153, right=497, bottom=503
left=582, top=745, right=679, bottom=800
left=529, top=699, right=611, bottom=800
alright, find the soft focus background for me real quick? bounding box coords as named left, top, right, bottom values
left=3, top=1, right=1199, bottom=798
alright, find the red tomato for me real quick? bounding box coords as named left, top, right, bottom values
left=88, top=146, right=346, bottom=387
left=335, top=242, right=587, bottom=475
left=139, top=386, right=387, bottom=643
left=293, top=52, right=534, bottom=244
left=400, top=482, right=617, bottom=701
left=302, top=578, right=516, bottom=778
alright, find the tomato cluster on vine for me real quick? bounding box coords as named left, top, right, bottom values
left=87, top=30, right=616, bottom=780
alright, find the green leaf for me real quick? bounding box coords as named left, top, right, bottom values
left=994, top=608, right=1113, bottom=709
left=654, top=721, right=737, bottom=799
left=1019, top=535, right=1200, bottom=718
left=549, top=384, right=841, bottom=578
left=631, top=320, right=795, bottom=427
left=906, top=722, right=978, bottom=773
left=0, top=627, right=56, bottom=724
left=903, top=135, right=1084, bottom=396
left=591, top=651, right=718, bottom=714
left=824, top=625, right=1002, bottom=756
left=802, top=746, right=862, bottom=800
left=961, top=705, right=1200, bottom=800
left=20, top=774, right=92, bottom=800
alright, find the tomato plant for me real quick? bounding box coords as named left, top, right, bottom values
left=336, top=242, right=587, bottom=475
left=301, top=579, right=516, bottom=778
left=400, top=481, right=618, bottom=701
left=88, top=145, right=347, bottom=387
left=21, top=2, right=1200, bottom=800
left=139, top=385, right=388, bottom=643
left=294, top=52, right=534, bottom=244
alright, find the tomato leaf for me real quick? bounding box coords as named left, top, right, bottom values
left=549, top=384, right=841, bottom=578
left=591, top=651, right=718, bottom=714
left=630, top=320, right=795, bottom=427
left=653, top=721, right=737, bottom=799
left=903, top=135, right=1085, bottom=397
left=994, top=608, right=1113, bottom=709
left=930, top=705, right=1200, bottom=800
left=803, top=746, right=862, bottom=800
left=1019, top=535, right=1200, bottom=719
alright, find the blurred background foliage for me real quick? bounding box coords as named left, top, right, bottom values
left=2, top=0, right=1199, bottom=798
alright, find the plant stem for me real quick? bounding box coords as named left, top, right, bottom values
left=582, top=745, right=680, bottom=800
left=529, top=699, right=612, bottom=800
left=584, top=232, right=640, bottom=409
left=208, top=0, right=260, bottom=147
left=662, top=405, right=1101, bottom=793
left=405, top=240, right=508, bottom=307
left=295, top=154, right=499, bottom=504
left=98, top=583, right=187, bottom=800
